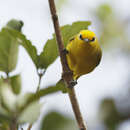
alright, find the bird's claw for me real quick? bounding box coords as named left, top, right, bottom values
left=68, top=80, right=77, bottom=88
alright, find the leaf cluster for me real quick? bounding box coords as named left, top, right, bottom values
left=0, top=19, right=90, bottom=129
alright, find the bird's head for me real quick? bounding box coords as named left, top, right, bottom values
left=78, top=30, right=97, bottom=44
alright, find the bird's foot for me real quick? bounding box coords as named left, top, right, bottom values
left=68, top=80, right=77, bottom=88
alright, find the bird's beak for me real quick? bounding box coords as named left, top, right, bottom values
left=83, top=38, right=90, bottom=43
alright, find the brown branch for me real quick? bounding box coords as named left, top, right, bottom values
left=48, top=0, right=87, bottom=130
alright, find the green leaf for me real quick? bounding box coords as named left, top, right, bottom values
left=40, top=111, right=78, bottom=130
left=0, top=19, right=23, bottom=73
left=38, top=38, right=58, bottom=68
left=61, top=21, right=91, bottom=46
left=0, top=76, right=4, bottom=85
left=18, top=101, right=42, bottom=124
left=16, top=33, right=39, bottom=68
left=0, top=120, right=10, bottom=130
left=9, top=74, right=21, bottom=95
left=6, top=19, right=23, bottom=32
left=99, top=98, right=124, bottom=130
left=3, top=28, right=39, bottom=68
left=0, top=29, right=19, bottom=73
left=0, top=83, right=17, bottom=112
left=39, top=21, right=91, bottom=69
left=0, top=105, right=9, bottom=117
left=16, top=93, right=34, bottom=109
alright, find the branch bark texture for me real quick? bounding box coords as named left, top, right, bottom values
left=48, top=0, right=87, bottom=130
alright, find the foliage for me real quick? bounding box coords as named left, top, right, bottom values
left=40, top=111, right=78, bottom=130
left=2, top=28, right=39, bottom=68
left=9, top=74, right=21, bottom=95
left=0, top=19, right=90, bottom=129
left=39, top=21, right=91, bottom=68
left=3, top=21, right=90, bottom=70
left=0, top=21, right=22, bottom=73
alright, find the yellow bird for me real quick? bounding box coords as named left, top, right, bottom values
left=66, top=30, right=102, bottom=80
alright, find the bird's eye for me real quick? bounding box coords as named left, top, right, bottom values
left=91, top=37, right=95, bottom=42
left=79, top=34, right=83, bottom=40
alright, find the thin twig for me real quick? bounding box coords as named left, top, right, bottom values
left=10, top=119, right=17, bottom=130
left=27, top=124, right=32, bottom=130
left=27, top=70, right=44, bottom=130
left=48, top=0, right=87, bottom=130
left=37, top=69, right=46, bottom=92
left=36, top=71, right=43, bottom=92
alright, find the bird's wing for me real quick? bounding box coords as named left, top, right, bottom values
left=69, top=37, right=75, bottom=42
left=96, top=49, right=102, bottom=66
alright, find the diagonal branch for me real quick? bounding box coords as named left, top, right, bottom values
left=48, top=0, right=87, bottom=130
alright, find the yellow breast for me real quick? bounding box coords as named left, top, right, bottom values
left=66, top=30, right=102, bottom=80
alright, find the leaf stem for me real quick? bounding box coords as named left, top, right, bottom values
left=36, top=69, right=45, bottom=92
left=48, top=0, right=87, bottom=130
left=24, top=85, right=63, bottom=109
left=36, top=73, right=42, bottom=92
left=6, top=72, right=9, bottom=78
left=27, top=124, right=32, bottom=130
left=27, top=69, right=45, bottom=130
